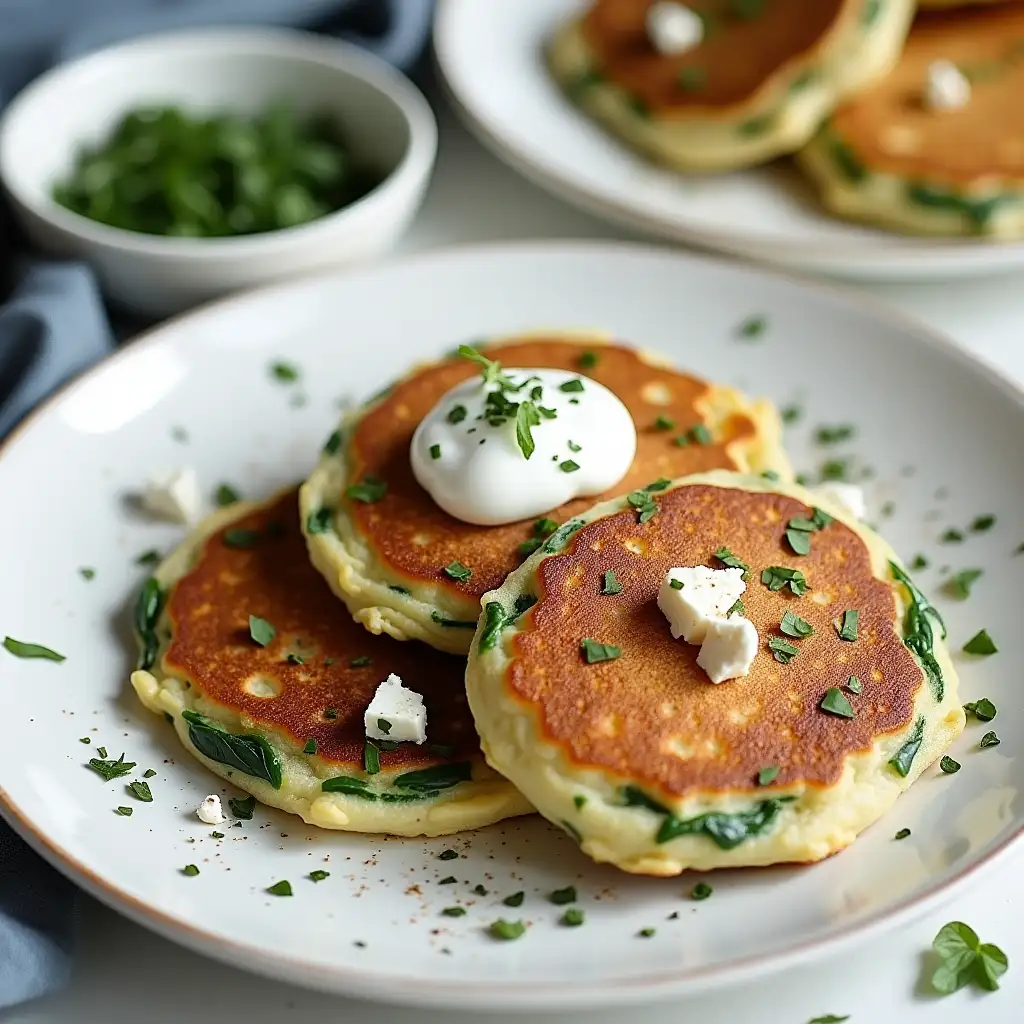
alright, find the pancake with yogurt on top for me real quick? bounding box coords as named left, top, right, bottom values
left=300, top=333, right=792, bottom=654
left=799, top=5, right=1024, bottom=237
left=465, top=470, right=964, bottom=876
left=548, top=0, right=915, bottom=171
left=130, top=488, right=532, bottom=836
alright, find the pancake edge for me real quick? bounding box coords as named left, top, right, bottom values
left=129, top=490, right=532, bottom=838
left=299, top=332, right=793, bottom=656
left=465, top=469, right=965, bottom=876
left=547, top=1, right=915, bottom=172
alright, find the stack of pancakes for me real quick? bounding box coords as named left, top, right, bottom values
left=131, top=334, right=964, bottom=874
left=549, top=0, right=1024, bottom=239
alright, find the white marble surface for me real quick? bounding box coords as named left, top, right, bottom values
left=7, top=98, right=1024, bottom=1024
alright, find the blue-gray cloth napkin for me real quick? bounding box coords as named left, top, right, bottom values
left=0, top=0, right=432, bottom=1008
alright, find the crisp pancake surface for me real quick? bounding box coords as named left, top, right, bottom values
left=800, top=6, right=1024, bottom=236
left=465, top=470, right=964, bottom=876
left=130, top=489, right=532, bottom=836
left=548, top=0, right=915, bottom=171
left=300, top=333, right=791, bottom=654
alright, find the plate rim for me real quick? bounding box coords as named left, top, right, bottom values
left=431, top=0, right=1024, bottom=278
left=2, top=238, right=1024, bottom=1009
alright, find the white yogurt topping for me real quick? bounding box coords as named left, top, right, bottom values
left=197, top=794, right=225, bottom=825
left=645, top=2, right=704, bottom=56
left=410, top=365, right=636, bottom=526
left=815, top=483, right=866, bottom=521
left=925, top=60, right=970, bottom=111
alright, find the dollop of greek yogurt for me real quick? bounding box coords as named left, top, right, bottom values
left=411, top=362, right=637, bottom=526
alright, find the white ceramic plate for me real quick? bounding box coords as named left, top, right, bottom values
left=434, top=0, right=1024, bottom=282
left=1, top=242, right=1021, bottom=1011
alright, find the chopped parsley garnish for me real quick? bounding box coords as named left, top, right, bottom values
left=559, top=460, right=580, bottom=473
left=847, top=675, right=863, bottom=694
left=910, top=554, right=929, bottom=571
left=303, top=738, right=317, bottom=755
left=444, top=561, right=473, bottom=583
left=248, top=615, right=276, bottom=647
left=602, top=570, right=623, bottom=595
left=714, top=547, right=750, bottom=575
left=691, top=882, right=714, bottom=900
left=364, top=741, right=381, bottom=775
left=182, top=864, right=199, bottom=877
left=737, top=314, right=766, bottom=338
left=653, top=415, right=675, bottom=431
left=270, top=362, right=299, bottom=383
left=690, top=424, right=712, bottom=445
left=814, top=424, right=855, bottom=445
left=516, top=401, right=541, bottom=460
left=79, top=567, right=95, bottom=580
left=2, top=637, right=65, bottom=661
left=638, top=928, right=656, bottom=939
left=561, top=908, right=585, bottom=927
left=116, top=806, right=133, bottom=816
left=559, top=378, right=585, bottom=393
left=229, top=795, right=256, bottom=819
left=346, top=475, right=387, bottom=503
left=894, top=828, right=911, bottom=841
left=980, top=731, right=1000, bottom=749
left=939, top=756, right=960, bottom=774
left=136, top=550, right=161, bottom=568
left=627, top=488, right=659, bottom=523
left=503, top=891, right=525, bottom=907
left=963, top=698, right=996, bottom=721
left=785, top=527, right=812, bottom=556
left=581, top=638, right=621, bottom=664
left=573, top=795, right=587, bottom=809
left=943, top=569, right=982, bottom=599
left=79, top=737, right=91, bottom=744
left=768, top=636, right=800, bottom=664
left=761, top=566, right=808, bottom=595
left=473, top=884, right=488, bottom=897
left=97, top=747, right=107, bottom=758
left=971, top=515, right=996, bottom=533
left=820, top=459, right=849, bottom=481
left=807, top=1017, right=849, bottom=1024
left=447, top=405, right=467, bottom=424
left=930, top=921, right=1008, bottom=995
left=963, top=630, right=997, bottom=656
left=535, top=517, right=558, bottom=536
left=309, top=870, right=330, bottom=882
left=306, top=508, right=332, bottom=534
left=430, top=444, right=441, bottom=460
left=323, top=708, right=338, bottom=720
left=439, top=876, right=457, bottom=885
left=349, top=655, right=371, bottom=668
left=88, top=754, right=136, bottom=781
left=266, top=880, right=293, bottom=896
left=727, top=598, right=744, bottom=617
left=567, top=440, right=581, bottom=453
left=549, top=886, right=577, bottom=905
left=834, top=609, right=859, bottom=642
left=441, top=907, right=466, bottom=918
left=820, top=688, right=855, bottom=718
left=940, top=528, right=964, bottom=544
left=757, top=765, right=780, bottom=786
left=489, top=919, right=526, bottom=941
left=322, top=430, right=342, bottom=456
left=376, top=719, right=392, bottom=735
left=438, top=849, right=459, bottom=861
left=127, top=780, right=152, bottom=802
left=669, top=579, right=684, bottom=590
left=781, top=404, right=802, bottom=425
left=780, top=611, right=813, bottom=638
left=214, top=483, right=240, bottom=507
left=224, top=528, right=260, bottom=549
left=579, top=351, right=598, bottom=368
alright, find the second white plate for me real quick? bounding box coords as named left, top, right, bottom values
left=434, top=0, right=1024, bottom=281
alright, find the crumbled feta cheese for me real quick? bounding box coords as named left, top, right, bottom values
left=197, top=794, right=225, bottom=825
left=697, top=616, right=759, bottom=685
left=816, top=483, right=866, bottom=521
left=365, top=673, right=427, bottom=744
left=645, top=2, right=704, bottom=56
left=657, top=566, right=746, bottom=644
left=925, top=60, right=970, bottom=112
left=142, top=467, right=201, bottom=524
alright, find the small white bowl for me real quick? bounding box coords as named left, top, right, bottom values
left=0, top=28, right=437, bottom=317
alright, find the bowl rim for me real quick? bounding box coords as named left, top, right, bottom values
left=0, top=26, right=438, bottom=256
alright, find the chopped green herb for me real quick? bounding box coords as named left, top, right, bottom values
left=781, top=404, right=802, bottom=425
left=140, top=769, right=156, bottom=780
left=79, top=567, right=96, bottom=580
left=602, top=570, right=623, bottom=595
left=306, top=508, right=333, bottom=534
left=567, top=440, right=582, bottom=453
left=96, top=747, right=107, bottom=758
left=473, top=884, right=488, bottom=897
left=769, top=636, right=800, bottom=664
left=736, top=314, right=766, bottom=339
left=438, top=849, right=459, bottom=861
left=820, top=459, right=849, bottom=481
left=2, top=637, right=65, bottom=661
left=182, top=710, right=282, bottom=789
left=757, top=765, right=780, bottom=786
left=573, top=795, right=587, bottom=809
left=390, top=585, right=411, bottom=595
left=270, top=362, right=299, bottom=383
left=627, top=488, right=659, bottom=523
left=550, top=886, right=577, bottom=905
left=943, top=569, right=983, bottom=599
left=690, top=424, right=712, bottom=445
left=324, top=708, right=338, bottom=719
left=786, top=528, right=811, bottom=555
left=224, top=528, right=260, bottom=549
left=116, top=806, right=133, bottom=816
left=910, top=554, right=929, bottom=571
left=266, top=880, right=293, bottom=896
left=214, top=483, right=240, bottom=507
left=578, top=351, right=599, bottom=368
left=761, top=566, right=808, bottom=595
left=889, top=716, right=925, bottom=777
left=669, top=579, right=684, bottom=591
left=691, top=882, right=714, bottom=900
left=364, top=741, right=381, bottom=775
left=811, top=507, right=834, bottom=529
left=559, top=460, right=580, bottom=473
left=229, top=795, right=256, bottom=819
left=559, top=378, right=585, bottom=393
left=846, top=675, right=863, bottom=694
left=516, top=537, right=543, bottom=557
left=963, top=630, right=997, bottom=656
left=429, top=444, right=441, bottom=460
left=346, top=475, right=387, bottom=503
left=940, top=528, right=964, bottom=544
left=814, top=424, right=855, bottom=445
left=561, top=908, right=585, bottom=927
left=714, top=547, right=750, bottom=574
left=182, top=864, right=199, bottom=877
left=930, top=920, right=1008, bottom=995
left=894, top=828, right=911, bottom=841
left=444, top=561, right=473, bottom=583
left=309, top=870, right=330, bottom=882
left=442, top=906, right=466, bottom=918
left=940, top=756, right=961, bottom=774
left=638, top=928, right=656, bottom=938
left=727, top=598, right=745, bottom=617
left=964, top=698, right=997, bottom=722
left=489, top=919, right=526, bottom=941
left=515, top=400, right=541, bottom=460
left=534, top=517, right=558, bottom=537
left=447, top=405, right=467, bottom=425
left=127, top=780, right=152, bottom=802
left=79, top=737, right=91, bottom=744
left=820, top=688, right=855, bottom=718
left=653, top=415, right=675, bottom=431
left=88, top=754, right=136, bottom=782
left=322, top=429, right=342, bottom=456
left=503, top=891, right=525, bottom=907
left=780, top=611, right=813, bottom=638
left=890, top=562, right=946, bottom=702
left=302, top=738, right=317, bottom=755
left=248, top=615, right=276, bottom=647
left=439, top=876, right=457, bottom=885
left=581, top=638, right=621, bottom=664
left=971, top=515, right=996, bottom=533
left=834, top=609, right=859, bottom=642
left=807, top=1017, right=849, bottom=1024
left=980, top=731, right=1000, bottom=749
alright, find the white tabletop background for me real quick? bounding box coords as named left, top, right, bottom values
left=5, top=95, right=1024, bottom=1024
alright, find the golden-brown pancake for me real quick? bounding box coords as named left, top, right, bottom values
left=548, top=0, right=915, bottom=170
left=300, top=333, right=791, bottom=654
left=129, top=489, right=532, bottom=836
left=466, top=471, right=964, bottom=875
left=799, top=5, right=1024, bottom=236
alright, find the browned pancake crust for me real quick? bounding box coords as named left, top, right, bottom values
left=348, top=339, right=757, bottom=601
left=507, top=483, right=921, bottom=799
left=829, top=5, right=1024, bottom=184
left=580, top=0, right=853, bottom=115
left=164, top=490, right=476, bottom=768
